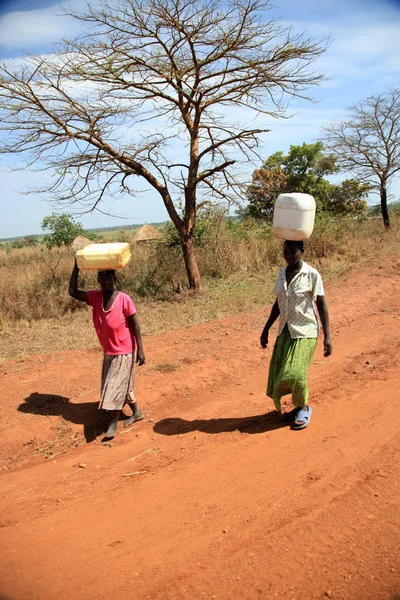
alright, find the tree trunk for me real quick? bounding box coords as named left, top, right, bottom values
left=180, top=229, right=203, bottom=292
left=380, top=184, right=390, bottom=228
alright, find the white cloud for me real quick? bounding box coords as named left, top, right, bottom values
left=298, top=20, right=400, bottom=87
left=0, top=0, right=87, bottom=51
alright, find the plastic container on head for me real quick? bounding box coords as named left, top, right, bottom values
left=272, top=193, right=316, bottom=241
left=75, top=242, right=131, bottom=271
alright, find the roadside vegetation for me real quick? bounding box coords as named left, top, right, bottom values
left=1, top=211, right=399, bottom=361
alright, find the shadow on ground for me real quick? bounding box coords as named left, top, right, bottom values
left=154, top=411, right=288, bottom=436
left=17, top=392, right=127, bottom=443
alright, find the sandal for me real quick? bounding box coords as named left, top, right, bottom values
left=293, top=405, right=313, bottom=430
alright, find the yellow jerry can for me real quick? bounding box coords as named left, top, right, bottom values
left=76, top=242, right=131, bottom=271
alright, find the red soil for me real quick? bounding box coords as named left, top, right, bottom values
left=0, top=256, right=399, bottom=600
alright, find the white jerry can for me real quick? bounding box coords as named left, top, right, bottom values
left=75, top=242, right=131, bottom=271
left=272, top=193, right=316, bottom=241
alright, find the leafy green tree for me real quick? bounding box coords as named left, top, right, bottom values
left=245, top=164, right=289, bottom=221
left=246, top=142, right=368, bottom=220
left=328, top=179, right=369, bottom=217
left=41, top=213, right=86, bottom=249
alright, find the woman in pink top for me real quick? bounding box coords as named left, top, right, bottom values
left=69, top=261, right=145, bottom=439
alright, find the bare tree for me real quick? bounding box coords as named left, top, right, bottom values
left=0, top=0, right=326, bottom=290
left=323, top=89, right=400, bottom=228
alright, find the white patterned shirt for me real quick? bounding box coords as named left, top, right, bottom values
left=274, top=261, right=325, bottom=339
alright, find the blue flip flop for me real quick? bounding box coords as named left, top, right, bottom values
left=292, top=405, right=313, bottom=430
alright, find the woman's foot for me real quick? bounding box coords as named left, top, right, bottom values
left=124, top=405, right=144, bottom=428
left=103, top=420, right=118, bottom=439
left=102, top=410, right=120, bottom=439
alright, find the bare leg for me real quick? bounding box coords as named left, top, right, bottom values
left=124, top=402, right=144, bottom=428
left=103, top=410, right=120, bottom=439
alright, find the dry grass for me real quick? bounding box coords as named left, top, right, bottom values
left=0, top=313, right=99, bottom=361
left=151, top=362, right=181, bottom=373
left=23, top=417, right=80, bottom=459
left=0, top=216, right=399, bottom=361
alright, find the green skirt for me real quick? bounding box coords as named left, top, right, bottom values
left=267, top=325, right=317, bottom=411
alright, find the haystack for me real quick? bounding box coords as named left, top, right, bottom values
left=71, top=236, right=93, bottom=251
left=132, top=224, right=163, bottom=243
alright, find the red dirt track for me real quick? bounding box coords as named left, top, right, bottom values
left=1, top=257, right=400, bottom=600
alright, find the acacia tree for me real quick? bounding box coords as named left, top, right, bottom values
left=323, top=89, right=400, bottom=228
left=0, top=0, right=326, bottom=290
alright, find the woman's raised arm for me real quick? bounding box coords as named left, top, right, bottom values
left=69, top=260, right=88, bottom=303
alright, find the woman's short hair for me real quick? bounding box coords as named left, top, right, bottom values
left=283, top=240, right=304, bottom=252
left=98, top=270, right=116, bottom=278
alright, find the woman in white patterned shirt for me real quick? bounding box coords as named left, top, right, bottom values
left=260, top=240, right=332, bottom=430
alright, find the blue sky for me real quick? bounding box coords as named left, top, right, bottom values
left=0, top=0, right=399, bottom=237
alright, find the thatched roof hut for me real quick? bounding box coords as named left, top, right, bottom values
left=132, top=224, right=163, bottom=243
left=71, top=236, right=93, bottom=251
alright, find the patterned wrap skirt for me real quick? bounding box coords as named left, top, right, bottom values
left=267, top=325, right=317, bottom=411
left=99, top=351, right=137, bottom=411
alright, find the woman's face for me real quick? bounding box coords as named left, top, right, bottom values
left=283, top=242, right=303, bottom=266
left=98, top=271, right=116, bottom=292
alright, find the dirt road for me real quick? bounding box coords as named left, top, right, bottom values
left=0, top=257, right=399, bottom=600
